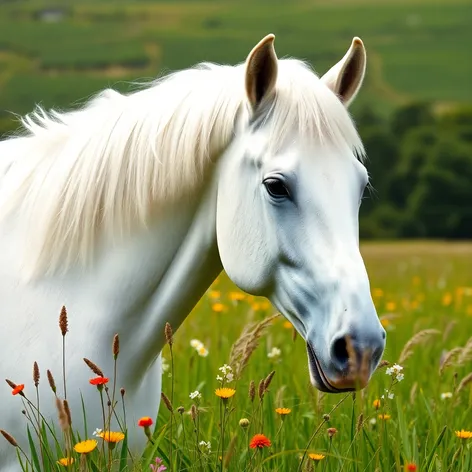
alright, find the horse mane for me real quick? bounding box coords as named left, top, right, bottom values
left=0, top=58, right=365, bottom=277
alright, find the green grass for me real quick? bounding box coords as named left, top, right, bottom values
left=0, top=0, right=471, bottom=118
left=4, top=241, right=472, bottom=470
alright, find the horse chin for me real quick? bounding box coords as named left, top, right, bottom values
left=306, top=342, right=354, bottom=394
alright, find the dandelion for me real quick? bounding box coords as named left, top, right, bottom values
left=74, top=439, right=97, bottom=454
left=373, top=399, right=381, bottom=409
left=308, top=453, right=325, bottom=461
left=57, top=457, right=74, bottom=466
left=150, top=457, right=167, bottom=472
left=455, top=430, right=472, bottom=439
left=378, top=414, right=391, bottom=420
left=189, top=390, right=201, bottom=400
left=215, top=388, right=236, bottom=400
left=267, top=347, right=281, bottom=359
left=99, top=431, right=125, bottom=446
left=11, top=384, right=25, bottom=396
left=249, top=434, right=271, bottom=449
left=440, top=392, right=453, bottom=400
left=275, top=407, right=291, bottom=416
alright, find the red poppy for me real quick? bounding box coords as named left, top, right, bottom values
left=406, top=464, right=417, bottom=472
left=137, top=417, right=153, bottom=428
left=249, top=434, right=271, bottom=449
left=89, top=377, right=109, bottom=386
left=12, top=384, right=25, bottom=396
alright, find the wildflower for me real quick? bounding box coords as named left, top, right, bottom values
left=150, top=457, right=167, bottom=472
left=308, top=453, right=325, bottom=461
left=275, top=407, right=291, bottom=416
left=385, top=301, right=396, bottom=311
left=190, top=339, right=203, bottom=349
left=369, top=418, right=377, bottom=425
left=373, top=399, right=381, bottom=409
left=138, top=417, right=153, bottom=428
left=378, top=414, right=391, bottom=420
left=239, top=418, right=250, bottom=428
left=217, top=364, right=234, bottom=383
left=98, top=431, right=125, bottom=449
left=197, top=346, right=209, bottom=357
left=89, top=377, right=109, bottom=386
left=93, top=428, right=102, bottom=437
left=283, top=321, right=293, bottom=329
left=208, top=290, right=220, bottom=299
left=440, top=392, right=453, bottom=400
left=212, top=303, right=226, bottom=313
left=381, top=390, right=394, bottom=400
left=215, top=388, right=236, bottom=399
left=249, top=434, right=271, bottom=449
left=455, top=430, right=472, bottom=439
left=11, top=384, right=24, bottom=396
left=386, top=364, right=404, bottom=381
left=161, top=357, right=170, bottom=373
left=74, top=439, right=97, bottom=454
left=189, top=391, right=201, bottom=400
left=405, top=463, right=417, bottom=471
left=199, top=440, right=211, bottom=453
left=327, top=427, right=338, bottom=438
left=267, top=347, right=281, bottom=359
left=229, top=291, right=245, bottom=301
left=57, top=457, right=74, bottom=466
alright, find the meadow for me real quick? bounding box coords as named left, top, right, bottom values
left=0, top=0, right=471, bottom=122
left=3, top=241, right=472, bottom=471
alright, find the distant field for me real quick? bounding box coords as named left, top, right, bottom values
left=0, top=0, right=471, bottom=119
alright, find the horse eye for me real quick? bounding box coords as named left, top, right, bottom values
left=264, top=178, right=290, bottom=199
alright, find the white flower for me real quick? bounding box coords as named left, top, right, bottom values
left=197, top=346, right=209, bottom=357
left=191, top=339, right=203, bottom=349
left=226, top=373, right=234, bottom=382
left=369, top=418, right=377, bottom=425
left=396, top=373, right=404, bottom=382
left=216, top=375, right=223, bottom=382
left=441, top=392, right=453, bottom=400
left=218, top=364, right=232, bottom=375
left=189, top=390, right=201, bottom=400
left=267, top=347, right=281, bottom=359
left=161, top=357, right=169, bottom=373
left=93, top=428, right=102, bottom=437
left=386, top=363, right=404, bottom=381
left=199, top=440, right=211, bottom=453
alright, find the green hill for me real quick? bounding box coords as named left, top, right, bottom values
left=0, top=0, right=471, bottom=120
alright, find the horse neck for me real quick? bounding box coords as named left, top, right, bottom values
left=114, top=172, right=223, bottom=388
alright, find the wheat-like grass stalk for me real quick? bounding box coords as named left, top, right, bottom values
left=455, top=372, right=472, bottom=395
left=439, top=347, right=463, bottom=375
left=457, top=337, right=472, bottom=365
left=398, top=329, right=440, bottom=364
left=228, top=313, right=280, bottom=380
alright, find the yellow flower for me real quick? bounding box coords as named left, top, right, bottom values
left=308, top=453, right=325, bottom=461
left=283, top=321, right=293, bottom=329
left=99, top=431, right=125, bottom=443
left=57, top=457, right=74, bottom=466
left=215, top=388, right=236, bottom=399
left=212, top=303, right=226, bottom=313
left=372, top=288, right=384, bottom=298
left=229, top=291, right=245, bottom=301
left=208, top=290, right=221, bottom=299
left=385, top=301, right=396, bottom=311
left=380, top=318, right=390, bottom=328
left=261, top=300, right=271, bottom=310
left=275, top=407, right=291, bottom=415
left=373, top=399, right=381, bottom=409
left=442, top=292, right=452, bottom=306
left=251, top=302, right=261, bottom=311
left=74, top=439, right=97, bottom=454
left=455, top=430, right=472, bottom=439
left=197, top=346, right=209, bottom=357
left=378, top=414, right=391, bottom=420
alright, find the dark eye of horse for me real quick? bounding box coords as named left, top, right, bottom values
left=264, top=178, right=290, bottom=199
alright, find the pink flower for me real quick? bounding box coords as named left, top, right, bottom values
left=150, top=457, right=166, bottom=472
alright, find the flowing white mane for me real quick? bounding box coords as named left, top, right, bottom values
left=0, top=58, right=365, bottom=276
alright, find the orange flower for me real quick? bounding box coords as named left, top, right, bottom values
left=378, top=414, right=391, bottom=420
left=405, top=463, right=417, bottom=471
left=455, top=430, right=472, bottom=439
left=249, top=434, right=271, bottom=449
left=89, top=377, right=109, bottom=386
left=57, top=457, right=74, bottom=466
left=373, top=399, right=381, bottom=409
left=215, top=388, right=236, bottom=399
left=12, top=384, right=25, bottom=396
left=275, top=408, right=291, bottom=415
left=309, top=453, right=325, bottom=461
left=138, top=417, right=153, bottom=428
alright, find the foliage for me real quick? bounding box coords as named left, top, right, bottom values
left=2, top=243, right=472, bottom=470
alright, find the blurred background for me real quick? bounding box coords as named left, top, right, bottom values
left=0, top=0, right=471, bottom=240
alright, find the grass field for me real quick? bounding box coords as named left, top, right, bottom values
left=0, top=0, right=471, bottom=120
left=4, top=242, right=472, bottom=470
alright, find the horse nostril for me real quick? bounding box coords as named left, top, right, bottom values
left=331, top=336, right=349, bottom=368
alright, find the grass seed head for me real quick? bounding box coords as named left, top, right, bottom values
left=59, top=305, right=68, bottom=336
left=165, top=322, right=173, bottom=346
left=249, top=380, right=255, bottom=402
left=33, top=362, right=40, bottom=387
left=112, top=334, right=120, bottom=359
left=0, top=430, right=18, bottom=447
left=83, top=358, right=104, bottom=377
left=47, top=370, right=57, bottom=394
left=161, top=392, right=173, bottom=412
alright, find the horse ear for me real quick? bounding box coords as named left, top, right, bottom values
left=245, top=34, right=278, bottom=111
left=321, top=37, right=366, bottom=107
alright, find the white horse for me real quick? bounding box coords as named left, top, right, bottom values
left=0, top=34, right=385, bottom=469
